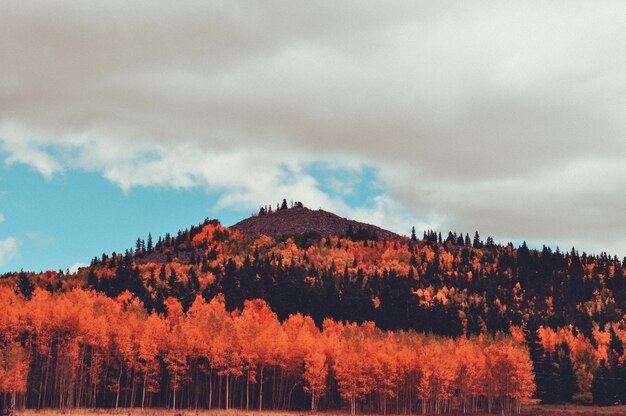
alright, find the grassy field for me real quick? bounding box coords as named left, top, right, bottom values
left=14, top=411, right=311, bottom=416
left=12, top=407, right=626, bottom=416
left=523, top=404, right=626, bottom=415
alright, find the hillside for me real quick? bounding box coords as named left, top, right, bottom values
left=2, top=203, right=626, bottom=409
left=230, top=205, right=402, bottom=241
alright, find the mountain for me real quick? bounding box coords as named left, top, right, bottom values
left=230, top=205, right=402, bottom=241
left=3, top=203, right=626, bottom=406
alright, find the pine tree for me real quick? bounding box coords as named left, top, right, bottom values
left=609, top=326, right=624, bottom=357
left=168, top=269, right=180, bottom=296
left=87, top=269, right=99, bottom=290
left=159, top=264, right=167, bottom=282
left=557, top=342, right=577, bottom=402
left=592, top=360, right=611, bottom=406
left=523, top=319, right=551, bottom=402
left=542, top=352, right=561, bottom=403
left=188, top=268, right=200, bottom=293
left=608, top=327, right=624, bottom=404
left=473, top=231, right=481, bottom=249
left=17, top=272, right=35, bottom=300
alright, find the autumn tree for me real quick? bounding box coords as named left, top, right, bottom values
left=303, top=351, right=328, bottom=411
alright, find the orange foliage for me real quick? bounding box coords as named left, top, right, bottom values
left=0, top=286, right=535, bottom=414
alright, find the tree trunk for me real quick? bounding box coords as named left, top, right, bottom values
left=141, top=372, right=147, bottom=409
left=246, top=370, right=250, bottom=410
left=259, top=365, right=264, bottom=411
left=208, top=371, right=213, bottom=410
left=115, top=364, right=122, bottom=409
left=225, top=373, right=230, bottom=410
left=130, top=364, right=137, bottom=408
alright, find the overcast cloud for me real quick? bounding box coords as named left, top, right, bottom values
left=1, top=1, right=626, bottom=256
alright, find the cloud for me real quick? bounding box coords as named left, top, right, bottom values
left=25, top=231, right=57, bottom=249
left=68, top=262, right=88, bottom=274
left=1, top=1, right=626, bottom=255
left=0, top=237, right=18, bottom=268
left=0, top=213, right=4, bottom=223
left=0, top=128, right=62, bottom=177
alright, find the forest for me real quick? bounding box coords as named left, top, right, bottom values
left=0, top=287, right=532, bottom=414
left=2, top=205, right=626, bottom=412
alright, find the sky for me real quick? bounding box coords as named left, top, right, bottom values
left=1, top=1, right=626, bottom=273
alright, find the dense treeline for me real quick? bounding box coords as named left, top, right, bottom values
left=4, top=206, right=626, bottom=407
left=0, top=287, right=533, bottom=414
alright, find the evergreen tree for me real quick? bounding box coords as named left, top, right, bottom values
left=188, top=268, right=200, bottom=293
left=87, top=269, right=99, bottom=290
left=609, top=326, right=624, bottom=357
left=542, top=352, right=561, bottom=403
left=473, top=231, right=481, bottom=249
left=135, top=238, right=142, bottom=253
left=153, top=287, right=167, bottom=315
left=617, top=361, right=626, bottom=404
left=557, top=342, right=577, bottom=402
left=177, top=269, right=200, bottom=311
left=608, top=327, right=624, bottom=403
left=17, top=272, right=35, bottom=300
left=221, top=259, right=242, bottom=310
left=524, top=319, right=553, bottom=402
left=592, top=360, right=611, bottom=406
left=159, top=264, right=167, bottom=282
left=167, top=268, right=184, bottom=300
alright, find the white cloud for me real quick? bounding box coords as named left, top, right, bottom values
left=0, top=213, right=5, bottom=223
left=346, top=194, right=417, bottom=236
left=25, top=231, right=57, bottom=249
left=68, top=262, right=88, bottom=274
left=0, top=237, right=18, bottom=268
left=0, top=125, right=63, bottom=178
left=1, top=1, right=626, bottom=255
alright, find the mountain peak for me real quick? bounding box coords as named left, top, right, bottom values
left=230, top=204, right=402, bottom=241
